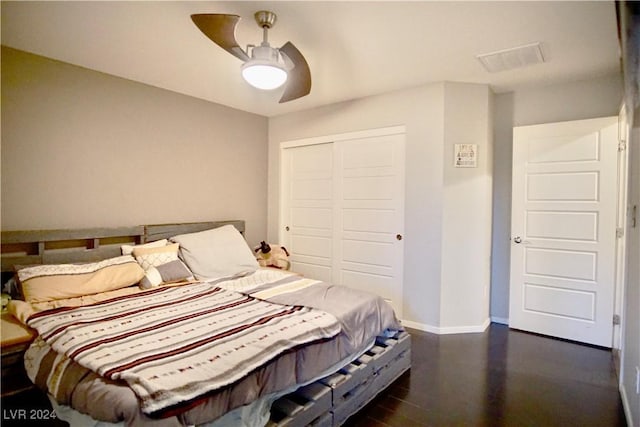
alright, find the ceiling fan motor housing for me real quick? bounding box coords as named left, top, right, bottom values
left=251, top=44, right=281, bottom=63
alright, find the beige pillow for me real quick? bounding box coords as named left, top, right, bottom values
left=131, top=243, right=194, bottom=289
left=121, top=239, right=168, bottom=256
left=132, top=243, right=180, bottom=270
left=17, top=256, right=145, bottom=303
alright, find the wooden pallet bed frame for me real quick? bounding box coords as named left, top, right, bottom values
left=0, top=220, right=411, bottom=426
left=269, top=331, right=411, bottom=427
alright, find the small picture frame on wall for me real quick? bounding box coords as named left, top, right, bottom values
left=454, top=144, right=478, bottom=168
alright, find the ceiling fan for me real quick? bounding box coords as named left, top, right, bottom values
left=191, top=11, right=311, bottom=103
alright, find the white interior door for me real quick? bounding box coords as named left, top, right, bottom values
left=509, top=116, right=618, bottom=347
left=281, top=143, right=334, bottom=282
left=335, top=134, right=405, bottom=317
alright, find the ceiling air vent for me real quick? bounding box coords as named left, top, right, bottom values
left=476, top=42, right=545, bottom=73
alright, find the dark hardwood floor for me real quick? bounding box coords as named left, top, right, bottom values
left=1, top=323, right=627, bottom=426
left=345, top=324, right=628, bottom=427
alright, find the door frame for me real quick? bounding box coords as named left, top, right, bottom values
left=279, top=125, right=406, bottom=149
left=614, top=106, right=630, bottom=351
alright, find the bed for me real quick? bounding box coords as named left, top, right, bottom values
left=0, top=220, right=411, bottom=427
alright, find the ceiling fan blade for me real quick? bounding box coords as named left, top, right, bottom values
left=279, top=42, right=312, bottom=103
left=191, top=14, right=250, bottom=62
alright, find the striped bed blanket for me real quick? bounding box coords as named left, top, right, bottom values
left=26, top=280, right=341, bottom=415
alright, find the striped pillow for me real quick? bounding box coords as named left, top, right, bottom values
left=17, top=256, right=145, bottom=303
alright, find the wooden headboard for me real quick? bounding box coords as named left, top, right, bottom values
left=0, top=220, right=245, bottom=282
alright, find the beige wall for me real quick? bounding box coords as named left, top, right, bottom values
left=440, top=83, right=493, bottom=330
left=622, top=119, right=639, bottom=426
left=1, top=47, right=269, bottom=246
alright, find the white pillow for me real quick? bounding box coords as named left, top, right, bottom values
left=121, top=239, right=168, bottom=255
left=169, top=225, right=258, bottom=280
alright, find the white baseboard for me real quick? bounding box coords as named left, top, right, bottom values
left=401, top=317, right=491, bottom=334
left=490, top=316, right=509, bottom=325
left=400, top=319, right=441, bottom=334
left=620, top=383, right=635, bottom=427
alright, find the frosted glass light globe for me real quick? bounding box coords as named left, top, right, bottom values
left=241, top=63, right=287, bottom=90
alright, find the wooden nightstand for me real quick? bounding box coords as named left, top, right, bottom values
left=1, top=312, right=36, bottom=397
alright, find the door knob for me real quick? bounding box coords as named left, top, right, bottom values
left=513, top=236, right=522, bottom=244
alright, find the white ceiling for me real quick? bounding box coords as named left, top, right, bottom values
left=1, top=1, right=621, bottom=117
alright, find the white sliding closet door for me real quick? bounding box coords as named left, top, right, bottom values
left=281, top=143, right=334, bottom=282
left=281, top=129, right=405, bottom=317
left=335, top=134, right=405, bottom=316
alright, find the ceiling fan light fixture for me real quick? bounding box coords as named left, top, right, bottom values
left=241, top=44, right=288, bottom=90
left=242, top=60, right=287, bottom=90
left=241, top=60, right=288, bottom=90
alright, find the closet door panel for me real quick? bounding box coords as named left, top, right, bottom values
left=335, top=134, right=405, bottom=316
left=342, top=240, right=395, bottom=268
left=341, top=271, right=394, bottom=305
left=343, top=176, right=395, bottom=197
left=282, top=143, right=333, bottom=283
left=342, top=209, right=394, bottom=232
